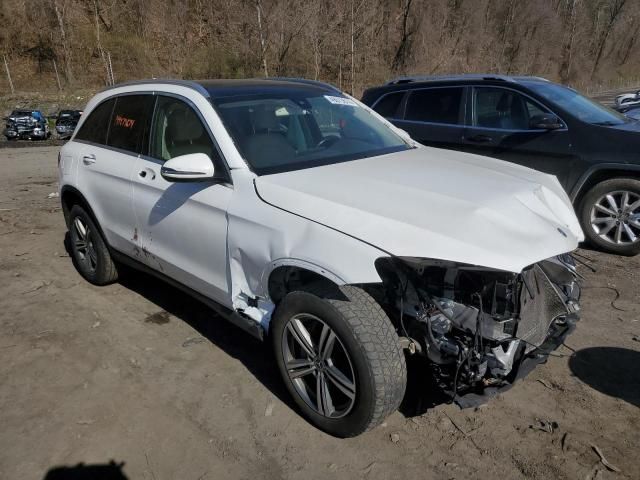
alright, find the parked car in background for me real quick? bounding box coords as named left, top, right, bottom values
left=362, top=74, right=640, bottom=256
left=55, top=109, right=83, bottom=139
left=3, top=109, right=50, bottom=140
left=615, top=89, right=640, bottom=108
left=58, top=79, right=581, bottom=437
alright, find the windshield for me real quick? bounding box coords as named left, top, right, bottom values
left=212, top=91, right=411, bottom=175
left=526, top=82, right=628, bottom=126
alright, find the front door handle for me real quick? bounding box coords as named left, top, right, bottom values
left=138, top=168, right=156, bottom=180
left=82, top=154, right=96, bottom=165
left=467, top=134, right=493, bottom=143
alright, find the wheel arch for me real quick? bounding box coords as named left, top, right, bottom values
left=266, top=259, right=348, bottom=304
left=571, top=164, right=640, bottom=207
left=60, top=186, right=108, bottom=242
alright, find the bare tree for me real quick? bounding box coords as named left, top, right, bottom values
left=591, top=0, right=627, bottom=78
left=51, top=0, right=73, bottom=83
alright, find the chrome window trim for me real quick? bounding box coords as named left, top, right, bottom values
left=71, top=90, right=232, bottom=184
left=370, top=84, right=569, bottom=132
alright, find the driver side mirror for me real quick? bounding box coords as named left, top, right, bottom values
left=529, top=114, right=564, bottom=131
left=160, top=153, right=215, bottom=182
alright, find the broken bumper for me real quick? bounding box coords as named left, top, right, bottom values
left=453, top=312, right=578, bottom=408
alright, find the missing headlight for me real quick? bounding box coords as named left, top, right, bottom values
left=374, top=255, right=580, bottom=404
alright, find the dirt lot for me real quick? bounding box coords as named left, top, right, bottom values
left=0, top=146, right=639, bottom=480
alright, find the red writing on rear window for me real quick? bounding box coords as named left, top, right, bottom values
left=114, top=115, right=136, bottom=129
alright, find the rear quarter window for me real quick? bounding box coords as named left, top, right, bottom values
left=74, top=99, right=115, bottom=145
left=107, top=95, right=155, bottom=154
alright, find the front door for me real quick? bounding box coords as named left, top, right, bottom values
left=132, top=95, right=232, bottom=305
left=461, top=86, right=576, bottom=189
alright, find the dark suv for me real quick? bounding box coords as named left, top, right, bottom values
left=362, top=75, right=640, bottom=255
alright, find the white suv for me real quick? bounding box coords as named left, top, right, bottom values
left=59, top=79, right=583, bottom=437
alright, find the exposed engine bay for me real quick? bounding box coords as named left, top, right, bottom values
left=375, top=254, right=581, bottom=406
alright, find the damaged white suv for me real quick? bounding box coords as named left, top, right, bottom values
left=59, top=79, right=583, bottom=437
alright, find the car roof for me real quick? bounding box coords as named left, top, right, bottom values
left=101, top=78, right=340, bottom=99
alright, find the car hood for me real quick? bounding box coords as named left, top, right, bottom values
left=254, top=146, right=584, bottom=273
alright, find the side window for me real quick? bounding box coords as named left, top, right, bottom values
left=473, top=87, right=549, bottom=130
left=372, top=92, right=404, bottom=118
left=107, top=95, right=154, bottom=154
left=75, top=99, right=115, bottom=145
left=150, top=96, right=216, bottom=162
left=405, top=88, right=463, bottom=125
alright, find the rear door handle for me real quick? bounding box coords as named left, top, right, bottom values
left=467, top=134, right=493, bottom=143
left=82, top=154, right=96, bottom=165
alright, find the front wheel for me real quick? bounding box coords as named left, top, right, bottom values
left=271, top=285, right=406, bottom=437
left=579, top=178, right=640, bottom=256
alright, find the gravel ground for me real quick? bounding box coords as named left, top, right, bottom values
left=0, top=146, right=638, bottom=480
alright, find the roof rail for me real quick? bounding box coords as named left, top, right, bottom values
left=384, top=74, right=549, bottom=85
left=99, top=79, right=211, bottom=97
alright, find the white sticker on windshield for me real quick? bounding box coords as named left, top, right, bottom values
left=324, top=95, right=357, bottom=106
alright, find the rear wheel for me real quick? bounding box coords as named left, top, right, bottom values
left=271, top=285, right=406, bottom=437
left=68, top=205, right=118, bottom=285
left=579, top=178, right=640, bottom=255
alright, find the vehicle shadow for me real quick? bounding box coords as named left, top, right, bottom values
left=118, top=267, right=444, bottom=418
left=399, top=356, right=451, bottom=417
left=63, top=233, right=451, bottom=420
left=116, top=266, right=296, bottom=411
left=43, top=461, right=127, bottom=479
left=569, top=346, right=640, bottom=407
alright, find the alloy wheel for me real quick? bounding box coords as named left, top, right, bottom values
left=72, top=217, right=98, bottom=273
left=590, top=190, right=640, bottom=245
left=281, top=313, right=357, bottom=418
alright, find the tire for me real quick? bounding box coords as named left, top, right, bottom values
left=271, top=284, right=406, bottom=437
left=68, top=205, right=118, bottom=285
left=579, top=177, right=640, bottom=256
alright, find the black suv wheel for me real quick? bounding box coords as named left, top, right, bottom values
left=579, top=178, right=640, bottom=255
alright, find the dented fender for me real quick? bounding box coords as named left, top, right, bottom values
left=226, top=169, right=384, bottom=329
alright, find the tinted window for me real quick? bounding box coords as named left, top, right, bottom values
left=405, top=88, right=463, bottom=124
left=75, top=99, right=115, bottom=144
left=473, top=88, right=549, bottom=130
left=372, top=92, right=404, bottom=118
left=107, top=95, right=154, bottom=153
left=150, top=96, right=216, bottom=161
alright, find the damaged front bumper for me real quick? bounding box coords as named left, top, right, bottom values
left=376, top=253, right=581, bottom=407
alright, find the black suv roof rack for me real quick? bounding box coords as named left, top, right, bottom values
left=384, top=74, right=549, bottom=85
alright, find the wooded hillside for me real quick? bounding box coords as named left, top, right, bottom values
left=0, top=0, right=638, bottom=95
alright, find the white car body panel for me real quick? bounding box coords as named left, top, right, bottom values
left=61, top=80, right=584, bottom=332
left=255, top=146, right=583, bottom=274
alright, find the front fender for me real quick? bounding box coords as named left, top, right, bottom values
left=226, top=170, right=384, bottom=328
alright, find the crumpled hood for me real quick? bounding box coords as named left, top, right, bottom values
left=254, top=146, right=584, bottom=273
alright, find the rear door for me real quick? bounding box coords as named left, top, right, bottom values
left=392, top=86, right=466, bottom=150
left=132, top=94, right=232, bottom=305
left=74, top=95, right=153, bottom=256
left=461, top=86, right=575, bottom=187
